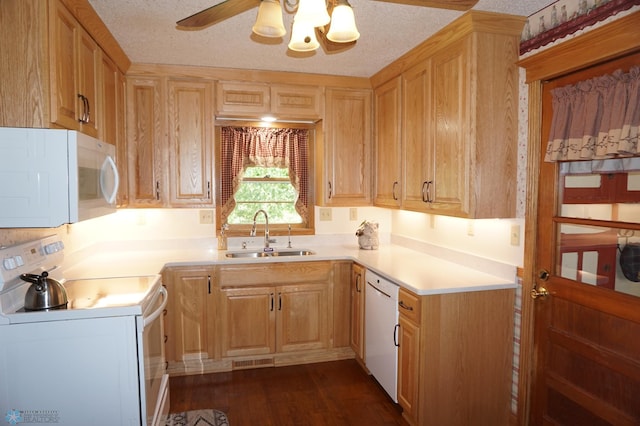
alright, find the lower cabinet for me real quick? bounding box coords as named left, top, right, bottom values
left=350, top=263, right=365, bottom=361
left=220, top=283, right=329, bottom=357
left=164, top=260, right=352, bottom=375
left=163, top=266, right=217, bottom=372
left=397, top=287, right=515, bottom=426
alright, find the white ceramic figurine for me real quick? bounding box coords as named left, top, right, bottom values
left=356, top=220, right=379, bottom=250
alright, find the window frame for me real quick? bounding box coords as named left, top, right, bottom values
left=214, top=121, right=316, bottom=237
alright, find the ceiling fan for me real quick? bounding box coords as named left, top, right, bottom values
left=176, top=0, right=479, bottom=52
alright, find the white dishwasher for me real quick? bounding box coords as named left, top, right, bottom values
left=365, top=269, right=399, bottom=402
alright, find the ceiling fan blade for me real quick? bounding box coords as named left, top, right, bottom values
left=373, top=0, right=478, bottom=11
left=177, top=0, right=260, bottom=29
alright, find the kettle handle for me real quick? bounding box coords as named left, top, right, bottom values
left=20, top=271, right=49, bottom=284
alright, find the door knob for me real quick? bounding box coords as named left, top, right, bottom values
left=530, top=286, right=549, bottom=299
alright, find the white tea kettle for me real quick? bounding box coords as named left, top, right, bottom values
left=20, top=271, right=68, bottom=310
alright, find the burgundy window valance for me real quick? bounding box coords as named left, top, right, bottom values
left=545, top=66, right=639, bottom=162
left=219, top=126, right=309, bottom=225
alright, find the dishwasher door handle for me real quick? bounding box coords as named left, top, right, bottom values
left=367, top=281, right=391, bottom=298
left=393, top=324, right=399, bottom=347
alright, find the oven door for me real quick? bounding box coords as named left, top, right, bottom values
left=137, top=285, right=169, bottom=426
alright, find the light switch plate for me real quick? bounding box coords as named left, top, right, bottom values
left=510, top=224, right=521, bottom=246
left=199, top=210, right=214, bottom=224
left=319, top=208, right=332, bottom=221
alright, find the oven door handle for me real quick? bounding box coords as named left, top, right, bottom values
left=143, top=286, right=168, bottom=328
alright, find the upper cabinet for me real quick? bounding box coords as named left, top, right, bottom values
left=167, top=79, right=214, bottom=207
left=49, top=0, right=99, bottom=136
left=318, top=88, right=373, bottom=206
left=216, top=81, right=322, bottom=121
left=374, top=77, right=402, bottom=208
left=372, top=11, right=525, bottom=218
left=126, top=77, right=166, bottom=207
left=126, top=76, right=215, bottom=208
left=0, top=0, right=129, bottom=136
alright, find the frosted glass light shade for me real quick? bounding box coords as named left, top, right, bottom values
left=288, top=19, right=320, bottom=52
left=252, top=0, right=286, bottom=38
left=294, top=0, right=330, bottom=28
left=327, top=0, right=359, bottom=42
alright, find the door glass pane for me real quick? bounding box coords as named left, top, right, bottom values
left=556, top=224, right=640, bottom=297
left=558, top=158, right=640, bottom=224
left=556, top=157, right=640, bottom=298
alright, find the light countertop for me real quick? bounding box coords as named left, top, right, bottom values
left=60, top=239, right=516, bottom=296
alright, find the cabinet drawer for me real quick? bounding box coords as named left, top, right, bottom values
left=398, top=287, right=421, bottom=323
left=218, top=261, right=333, bottom=287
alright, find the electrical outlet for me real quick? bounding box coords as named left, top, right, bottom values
left=467, top=220, right=474, bottom=236
left=319, top=208, right=332, bottom=221
left=510, top=224, right=521, bottom=246
left=349, top=208, right=358, bottom=221
left=199, top=209, right=214, bottom=224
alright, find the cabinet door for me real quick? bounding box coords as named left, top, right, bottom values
left=216, top=81, right=270, bottom=116
left=397, top=315, right=420, bottom=421
left=321, top=88, right=372, bottom=206
left=277, top=283, right=329, bottom=353
left=100, top=54, right=118, bottom=146
left=220, top=287, right=275, bottom=357
left=126, top=77, right=166, bottom=206
left=374, top=77, right=402, bottom=208
left=271, top=84, right=322, bottom=120
left=350, top=263, right=365, bottom=359
left=165, top=268, right=216, bottom=363
left=167, top=79, right=214, bottom=207
left=49, top=0, right=79, bottom=131
left=76, top=27, right=100, bottom=137
left=430, top=39, right=469, bottom=215
left=401, top=61, right=431, bottom=212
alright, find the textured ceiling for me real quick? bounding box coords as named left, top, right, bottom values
left=88, top=0, right=554, bottom=77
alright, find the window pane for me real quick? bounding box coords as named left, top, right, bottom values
left=228, top=167, right=302, bottom=225
left=558, top=159, right=640, bottom=224
left=556, top=224, right=640, bottom=298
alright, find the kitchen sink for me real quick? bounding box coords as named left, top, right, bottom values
left=225, top=249, right=315, bottom=258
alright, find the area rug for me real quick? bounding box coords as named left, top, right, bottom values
left=164, top=409, right=229, bottom=426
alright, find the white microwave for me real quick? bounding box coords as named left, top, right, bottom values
left=0, top=127, right=119, bottom=227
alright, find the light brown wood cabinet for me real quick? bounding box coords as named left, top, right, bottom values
left=1, top=0, right=127, bottom=137
left=373, top=11, right=523, bottom=218
left=126, top=77, right=166, bottom=207
left=220, top=282, right=329, bottom=357
left=318, top=88, right=373, bottom=206
left=50, top=0, right=99, bottom=136
left=126, top=76, right=214, bottom=207
left=218, top=262, right=331, bottom=358
left=216, top=81, right=322, bottom=120
left=164, top=267, right=217, bottom=367
left=374, top=77, right=402, bottom=208
left=167, top=79, right=214, bottom=207
left=396, top=287, right=515, bottom=426
left=349, top=263, right=366, bottom=361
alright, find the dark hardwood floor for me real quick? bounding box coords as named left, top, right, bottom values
left=169, top=359, right=408, bottom=425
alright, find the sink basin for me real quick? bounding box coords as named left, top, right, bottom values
left=225, top=249, right=315, bottom=258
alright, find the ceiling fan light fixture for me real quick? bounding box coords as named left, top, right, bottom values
left=288, top=19, right=320, bottom=52
left=252, top=0, right=287, bottom=38
left=294, top=0, right=330, bottom=28
left=326, top=0, right=359, bottom=43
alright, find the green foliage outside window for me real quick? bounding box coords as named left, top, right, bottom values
left=227, top=167, right=302, bottom=224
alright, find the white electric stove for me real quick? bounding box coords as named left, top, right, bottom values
left=0, top=235, right=169, bottom=426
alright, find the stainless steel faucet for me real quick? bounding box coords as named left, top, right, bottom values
left=250, top=209, right=273, bottom=248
